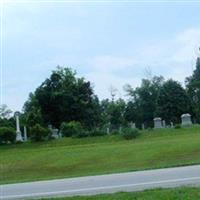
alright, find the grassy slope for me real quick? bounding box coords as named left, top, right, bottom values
left=45, top=187, right=200, bottom=200
left=1, top=126, right=200, bottom=184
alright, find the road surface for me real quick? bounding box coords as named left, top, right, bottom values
left=1, top=165, right=200, bottom=199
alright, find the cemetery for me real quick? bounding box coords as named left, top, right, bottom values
left=0, top=61, right=200, bottom=185
left=11, top=109, right=194, bottom=143
left=2, top=3, right=200, bottom=199
left=0, top=57, right=199, bottom=200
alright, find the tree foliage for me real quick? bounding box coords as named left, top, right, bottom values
left=24, top=67, right=101, bottom=128
left=0, top=127, right=16, bottom=144
left=156, top=79, right=191, bottom=124
left=124, top=76, right=164, bottom=128
left=186, top=57, right=200, bottom=122
left=100, top=98, right=126, bottom=130
left=0, top=104, right=12, bottom=119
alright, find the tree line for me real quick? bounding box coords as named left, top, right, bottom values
left=1, top=57, right=200, bottom=134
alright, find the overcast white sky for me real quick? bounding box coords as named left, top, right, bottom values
left=1, top=1, right=200, bottom=111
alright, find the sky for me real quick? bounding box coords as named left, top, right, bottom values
left=1, top=0, right=200, bottom=112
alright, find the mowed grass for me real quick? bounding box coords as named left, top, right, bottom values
left=1, top=126, right=200, bottom=184
left=45, top=187, right=200, bottom=200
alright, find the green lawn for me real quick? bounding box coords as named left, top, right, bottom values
left=45, top=187, right=200, bottom=200
left=1, top=126, right=200, bottom=184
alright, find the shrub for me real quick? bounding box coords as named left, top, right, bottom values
left=121, top=128, right=140, bottom=140
left=147, top=128, right=153, bottom=132
left=111, top=130, right=120, bottom=135
left=88, top=130, right=107, bottom=137
left=60, top=121, right=84, bottom=137
left=174, top=124, right=181, bottom=129
left=72, top=130, right=89, bottom=138
left=0, top=127, right=16, bottom=144
left=30, top=124, right=49, bottom=142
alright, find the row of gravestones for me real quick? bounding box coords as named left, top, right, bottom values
left=107, top=113, right=192, bottom=133
left=154, top=113, right=192, bottom=129
left=105, top=113, right=193, bottom=134
left=15, top=112, right=61, bottom=142
left=15, top=112, right=193, bottom=142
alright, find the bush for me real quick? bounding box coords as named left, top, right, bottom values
left=0, top=127, right=16, bottom=144
left=72, top=130, right=89, bottom=138
left=60, top=121, right=84, bottom=137
left=121, top=128, right=140, bottom=140
left=30, top=124, right=49, bottom=142
left=174, top=124, right=181, bottom=129
left=88, top=130, right=107, bottom=137
left=111, top=130, right=120, bottom=135
left=147, top=128, right=153, bottom=132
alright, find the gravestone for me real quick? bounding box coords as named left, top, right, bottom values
left=170, top=122, right=174, bottom=128
left=106, top=127, right=110, bottom=134
left=59, top=131, right=62, bottom=138
left=130, top=122, right=136, bottom=129
left=52, top=129, right=59, bottom=139
left=154, top=117, right=162, bottom=129
left=181, top=113, right=192, bottom=126
left=162, top=120, right=166, bottom=128
left=23, top=126, right=28, bottom=141
left=142, top=123, right=145, bottom=130
left=15, top=111, right=23, bottom=142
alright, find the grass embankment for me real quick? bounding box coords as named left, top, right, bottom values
left=45, top=187, right=200, bottom=200
left=1, top=126, right=200, bottom=184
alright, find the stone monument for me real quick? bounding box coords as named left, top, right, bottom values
left=130, top=122, right=136, bottom=129
left=23, top=126, right=28, bottom=141
left=142, top=123, right=145, bottom=130
left=154, top=117, right=162, bottom=129
left=181, top=113, right=192, bottom=126
left=106, top=127, right=110, bottom=134
left=14, top=111, right=23, bottom=142
left=51, top=128, right=59, bottom=139
left=162, top=120, right=166, bottom=128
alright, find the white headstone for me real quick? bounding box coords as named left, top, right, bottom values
left=181, top=113, right=192, bottom=126
left=130, top=122, right=136, bottom=129
left=142, top=123, right=145, bottom=130
left=23, top=126, right=28, bottom=141
left=162, top=120, right=166, bottom=128
left=119, top=126, right=122, bottom=133
left=154, top=117, right=162, bottom=129
left=52, top=129, right=59, bottom=139
left=15, top=112, right=23, bottom=142
left=170, top=122, right=174, bottom=128
left=58, top=130, right=62, bottom=138
left=106, top=127, right=110, bottom=134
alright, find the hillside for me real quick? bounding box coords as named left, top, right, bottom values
left=1, top=126, right=200, bottom=184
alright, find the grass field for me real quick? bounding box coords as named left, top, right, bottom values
left=45, top=187, right=200, bottom=200
left=1, top=126, right=200, bottom=184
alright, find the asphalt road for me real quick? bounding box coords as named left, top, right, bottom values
left=1, top=165, right=200, bottom=199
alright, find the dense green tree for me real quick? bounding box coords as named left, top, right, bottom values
left=125, top=76, right=164, bottom=128
left=186, top=57, right=200, bottom=123
left=23, top=93, right=43, bottom=127
left=23, top=66, right=101, bottom=129
left=124, top=101, right=142, bottom=128
left=156, top=79, right=191, bottom=124
left=100, top=98, right=126, bottom=130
